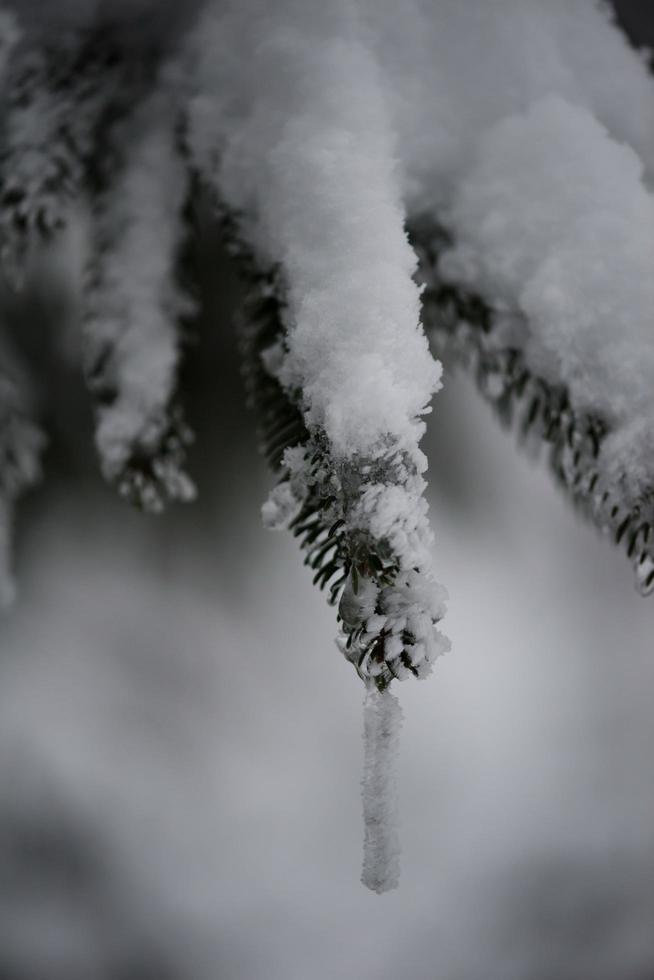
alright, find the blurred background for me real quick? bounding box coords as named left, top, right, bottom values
left=1, top=3, right=654, bottom=979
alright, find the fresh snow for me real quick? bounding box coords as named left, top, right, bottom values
left=85, top=89, right=196, bottom=507
left=439, top=95, right=654, bottom=498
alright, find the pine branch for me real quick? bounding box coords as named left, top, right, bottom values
left=228, top=208, right=448, bottom=691
left=411, top=218, right=654, bottom=595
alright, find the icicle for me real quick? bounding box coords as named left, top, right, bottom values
left=361, top=684, right=403, bottom=894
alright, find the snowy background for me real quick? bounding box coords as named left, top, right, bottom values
left=1, top=2, right=654, bottom=979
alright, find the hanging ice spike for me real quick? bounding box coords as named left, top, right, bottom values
left=361, top=684, right=403, bottom=894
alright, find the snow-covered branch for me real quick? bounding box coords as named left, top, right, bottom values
left=84, top=86, right=196, bottom=512
left=0, top=0, right=652, bottom=893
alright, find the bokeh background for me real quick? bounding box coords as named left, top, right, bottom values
left=1, top=3, right=653, bottom=978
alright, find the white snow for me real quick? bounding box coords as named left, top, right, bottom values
left=261, top=481, right=302, bottom=531
left=438, top=95, right=654, bottom=496
left=85, top=89, right=195, bottom=498
left=187, top=0, right=441, bottom=464
left=186, top=0, right=654, bottom=581
left=360, top=0, right=654, bottom=210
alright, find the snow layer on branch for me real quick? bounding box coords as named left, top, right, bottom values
left=360, top=0, right=654, bottom=210
left=85, top=89, right=196, bottom=509
left=187, top=0, right=441, bottom=463
left=188, top=1, right=446, bottom=663
left=185, top=0, right=654, bottom=684
left=361, top=686, right=402, bottom=893
left=187, top=0, right=654, bottom=472
left=438, top=95, right=654, bottom=495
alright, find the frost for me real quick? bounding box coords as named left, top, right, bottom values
left=340, top=569, right=450, bottom=683
left=361, top=685, right=403, bottom=894
left=352, top=476, right=432, bottom=572
left=261, top=481, right=302, bottom=532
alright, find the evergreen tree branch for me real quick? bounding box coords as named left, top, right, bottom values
left=226, top=206, right=448, bottom=692
left=412, top=217, right=654, bottom=595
